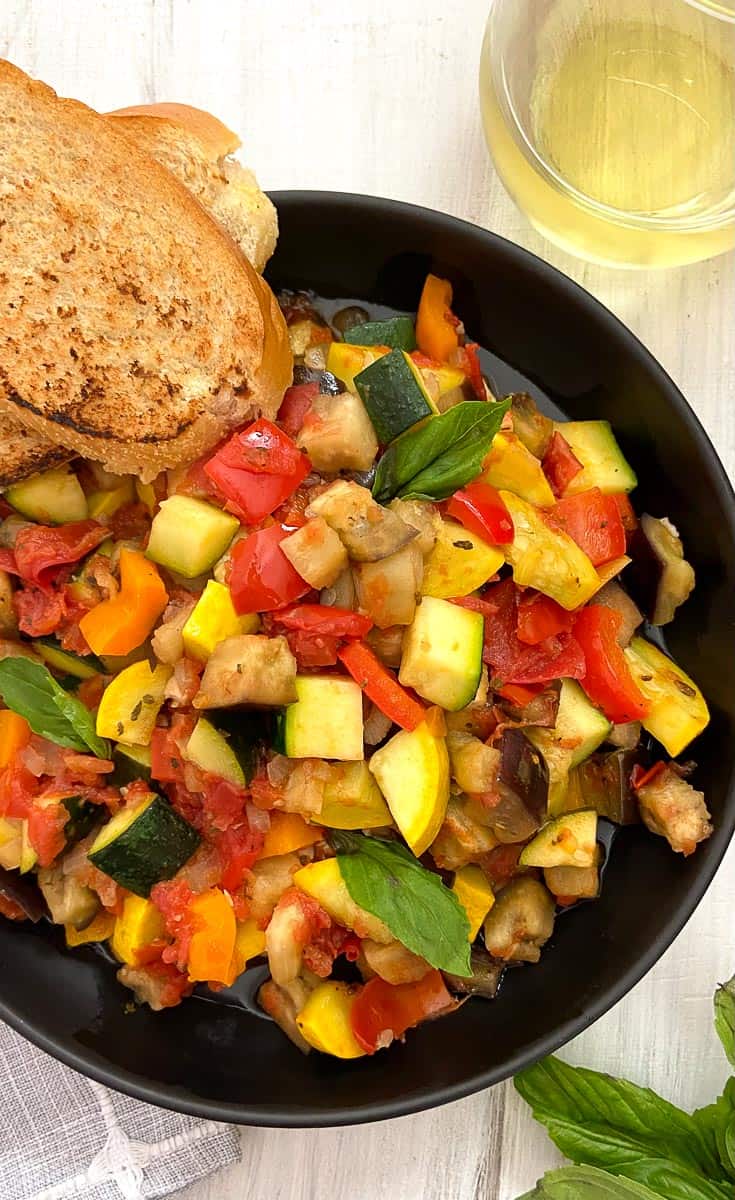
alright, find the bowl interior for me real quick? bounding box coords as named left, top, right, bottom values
left=1, top=192, right=734, bottom=1126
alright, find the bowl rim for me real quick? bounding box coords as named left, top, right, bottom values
left=2, top=190, right=734, bottom=1128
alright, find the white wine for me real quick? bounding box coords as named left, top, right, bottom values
left=480, top=0, right=735, bottom=267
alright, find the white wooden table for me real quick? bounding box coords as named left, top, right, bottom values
left=3, top=2, right=734, bottom=1196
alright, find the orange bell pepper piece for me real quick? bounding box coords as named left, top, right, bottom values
left=79, top=548, right=168, bottom=656
left=187, top=888, right=237, bottom=984
left=0, top=711, right=31, bottom=768
left=416, top=274, right=460, bottom=363
left=258, top=811, right=323, bottom=860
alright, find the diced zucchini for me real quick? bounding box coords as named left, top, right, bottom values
left=111, top=743, right=152, bottom=787
left=554, top=420, right=637, bottom=496
left=96, top=660, right=172, bottom=746
left=296, top=390, right=378, bottom=473
left=278, top=676, right=364, bottom=761
left=482, top=433, right=555, bottom=508
left=421, top=517, right=504, bottom=599
left=6, top=466, right=88, bottom=525
left=280, top=519, right=348, bottom=590
left=61, top=795, right=99, bottom=844
left=110, top=895, right=166, bottom=964
left=519, top=810, right=598, bottom=869
left=185, top=717, right=245, bottom=786
left=135, top=479, right=158, bottom=515
left=500, top=491, right=601, bottom=610
left=34, top=639, right=105, bottom=681
left=208, top=710, right=273, bottom=785
left=355, top=348, right=434, bottom=443
left=624, top=636, right=709, bottom=756
left=181, top=580, right=259, bottom=663
left=399, top=596, right=483, bottom=711
left=293, top=858, right=391, bottom=942
left=88, top=792, right=200, bottom=897
left=319, top=761, right=392, bottom=829
left=369, top=721, right=450, bottom=856
left=452, top=865, right=495, bottom=941
left=65, top=910, right=116, bottom=947
left=296, top=981, right=366, bottom=1058
left=146, top=496, right=239, bottom=579
left=527, top=680, right=611, bottom=815
left=326, top=342, right=386, bottom=391
left=343, top=317, right=416, bottom=351
left=0, top=817, right=36, bottom=873
left=86, top=477, right=135, bottom=520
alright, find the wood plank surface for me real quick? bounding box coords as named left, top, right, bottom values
left=2, top=2, right=733, bottom=1196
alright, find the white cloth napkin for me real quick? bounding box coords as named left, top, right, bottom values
left=0, top=1020, right=242, bottom=1200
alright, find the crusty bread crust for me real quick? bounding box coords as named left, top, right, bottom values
left=108, top=106, right=278, bottom=274
left=0, top=417, right=72, bottom=488
left=0, top=61, right=291, bottom=483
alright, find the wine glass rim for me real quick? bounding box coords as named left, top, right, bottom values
left=683, top=0, right=735, bottom=21
left=492, top=49, right=735, bottom=233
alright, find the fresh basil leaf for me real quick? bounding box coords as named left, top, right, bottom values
left=694, top=1080, right=735, bottom=1182
left=331, top=831, right=471, bottom=975
left=372, top=398, right=510, bottom=503
left=0, top=658, right=110, bottom=758
left=514, top=1056, right=729, bottom=1200
left=714, top=977, right=735, bottom=1069
left=517, top=1166, right=667, bottom=1199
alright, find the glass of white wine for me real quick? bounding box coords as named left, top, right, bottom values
left=479, top=0, right=735, bottom=267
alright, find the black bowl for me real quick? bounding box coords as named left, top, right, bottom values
left=1, top=193, right=734, bottom=1127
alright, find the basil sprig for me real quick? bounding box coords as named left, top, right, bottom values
left=0, top=658, right=110, bottom=758
left=331, top=831, right=471, bottom=976
left=372, top=398, right=510, bottom=503
left=514, top=976, right=735, bottom=1200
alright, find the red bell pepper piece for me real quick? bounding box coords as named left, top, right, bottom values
left=13, top=588, right=66, bottom=638
left=337, top=641, right=425, bottom=731
left=272, top=604, right=373, bottom=639
left=548, top=489, right=627, bottom=567
left=456, top=580, right=585, bottom=685
left=204, top=419, right=310, bottom=525
left=542, top=431, right=583, bottom=497
left=277, top=383, right=318, bottom=437
left=496, top=682, right=544, bottom=707
left=350, top=971, right=456, bottom=1054
left=516, top=592, right=575, bottom=646
left=12, top=521, right=107, bottom=591
left=26, top=800, right=68, bottom=867
left=229, top=525, right=310, bottom=614
left=574, top=605, right=650, bottom=724
left=446, top=482, right=513, bottom=545
left=456, top=342, right=486, bottom=400
left=631, top=761, right=667, bottom=791
left=611, top=491, right=638, bottom=533
left=284, top=630, right=341, bottom=669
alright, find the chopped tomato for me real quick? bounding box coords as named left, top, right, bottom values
left=548, top=489, right=627, bottom=566
left=285, top=629, right=340, bottom=668
left=516, top=593, right=575, bottom=646
left=496, top=682, right=545, bottom=707
left=13, top=586, right=65, bottom=637
left=11, top=520, right=107, bottom=591
left=611, top=491, right=638, bottom=534
left=201, top=777, right=248, bottom=833
left=150, top=715, right=197, bottom=785
left=456, top=342, right=485, bottom=399
left=350, top=970, right=456, bottom=1053
left=542, top=431, right=583, bottom=497
left=337, top=641, right=425, bottom=731
left=150, top=878, right=197, bottom=971
left=214, top=822, right=264, bottom=892
left=0, top=549, right=18, bottom=574
left=446, top=482, right=513, bottom=545
left=456, top=580, right=585, bottom=685
left=480, top=843, right=523, bottom=890
left=574, top=605, right=650, bottom=724
left=204, top=419, right=310, bottom=525
left=109, top=502, right=151, bottom=541
left=229, top=525, right=310, bottom=613
left=0, top=894, right=27, bottom=921
left=272, top=604, right=373, bottom=639
left=0, top=762, right=36, bottom=818
left=303, top=923, right=360, bottom=978
left=277, top=383, right=318, bottom=437
left=26, top=800, right=68, bottom=867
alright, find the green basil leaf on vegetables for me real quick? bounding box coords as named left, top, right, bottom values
left=518, top=1165, right=666, bottom=1199
left=331, top=831, right=471, bottom=975
left=372, top=398, right=511, bottom=503
left=693, top=1079, right=735, bottom=1183
left=514, top=1056, right=729, bottom=1200
left=714, top=977, right=735, bottom=1069
left=0, top=658, right=110, bottom=758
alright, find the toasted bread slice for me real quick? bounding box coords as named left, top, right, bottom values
left=108, top=104, right=278, bottom=274
left=0, top=61, right=291, bottom=483
left=0, top=417, right=73, bottom=488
